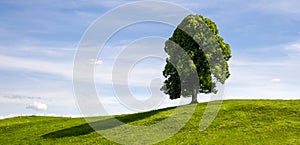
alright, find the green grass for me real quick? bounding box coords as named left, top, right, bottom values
left=0, top=100, right=299, bottom=144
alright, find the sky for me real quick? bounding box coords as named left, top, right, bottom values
left=1, top=0, right=300, bottom=118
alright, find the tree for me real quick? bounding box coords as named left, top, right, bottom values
left=161, top=14, right=231, bottom=104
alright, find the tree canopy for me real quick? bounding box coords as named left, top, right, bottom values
left=161, top=14, right=231, bottom=103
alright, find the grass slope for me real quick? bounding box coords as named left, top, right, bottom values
left=0, top=100, right=299, bottom=144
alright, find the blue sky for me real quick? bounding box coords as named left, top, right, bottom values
left=1, top=0, right=300, bottom=118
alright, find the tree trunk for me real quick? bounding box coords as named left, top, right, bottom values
left=190, top=90, right=198, bottom=104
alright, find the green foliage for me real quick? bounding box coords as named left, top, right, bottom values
left=0, top=100, right=299, bottom=144
left=161, top=14, right=231, bottom=102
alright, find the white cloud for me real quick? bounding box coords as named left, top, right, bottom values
left=0, top=94, right=51, bottom=101
left=0, top=55, right=72, bottom=78
left=250, top=0, right=300, bottom=15
left=284, top=42, right=300, bottom=52
left=0, top=114, right=16, bottom=120
left=26, top=102, right=48, bottom=111
left=88, top=59, right=103, bottom=65
left=271, top=78, right=281, bottom=83
left=96, top=60, right=103, bottom=64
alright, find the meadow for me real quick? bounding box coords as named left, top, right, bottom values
left=0, top=100, right=299, bottom=144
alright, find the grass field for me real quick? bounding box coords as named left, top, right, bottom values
left=0, top=100, right=299, bottom=144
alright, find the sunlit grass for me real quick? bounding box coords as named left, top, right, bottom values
left=0, top=100, right=299, bottom=144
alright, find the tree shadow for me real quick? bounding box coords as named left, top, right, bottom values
left=42, top=108, right=172, bottom=138
left=42, top=118, right=120, bottom=138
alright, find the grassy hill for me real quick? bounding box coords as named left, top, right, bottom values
left=0, top=100, right=299, bottom=144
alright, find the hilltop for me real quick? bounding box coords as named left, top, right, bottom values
left=0, top=100, right=299, bottom=144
